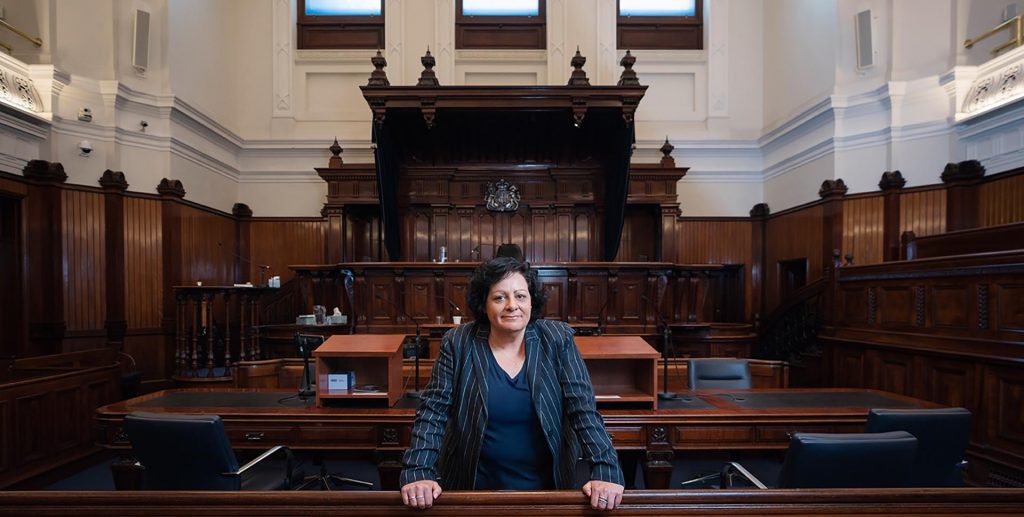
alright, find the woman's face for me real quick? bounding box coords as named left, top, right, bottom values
left=485, top=272, right=532, bottom=335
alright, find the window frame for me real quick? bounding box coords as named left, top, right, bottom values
left=455, top=0, right=546, bottom=50
left=297, top=0, right=385, bottom=50
left=617, top=0, right=703, bottom=50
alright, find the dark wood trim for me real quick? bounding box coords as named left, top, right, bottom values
left=616, top=0, right=703, bottom=50
left=296, top=0, right=385, bottom=50
left=455, top=0, right=546, bottom=50
left=101, top=171, right=128, bottom=348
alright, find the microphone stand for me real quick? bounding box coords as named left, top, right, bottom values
left=377, top=294, right=423, bottom=399
left=218, top=241, right=271, bottom=287
left=642, top=294, right=677, bottom=401
left=295, top=332, right=319, bottom=401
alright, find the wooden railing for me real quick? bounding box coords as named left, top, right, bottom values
left=756, top=279, right=825, bottom=363
left=0, top=489, right=1021, bottom=516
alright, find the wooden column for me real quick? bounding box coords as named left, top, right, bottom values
left=749, top=203, right=769, bottom=327
left=818, top=179, right=848, bottom=328
left=941, top=160, right=985, bottom=232
left=100, top=170, right=129, bottom=349
left=159, top=179, right=186, bottom=380
left=232, top=203, right=254, bottom=284
left=878, top=171, right=906, bottom=262
left=22, top=160, right=67, bottom=355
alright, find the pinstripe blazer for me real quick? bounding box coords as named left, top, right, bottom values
left=400, top=319, right=624, bottom=490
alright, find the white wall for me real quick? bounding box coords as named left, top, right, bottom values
left=2, top=0, right=1022, bottom=219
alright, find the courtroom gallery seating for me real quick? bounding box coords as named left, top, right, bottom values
left=866, top=407, right=972, bottom=487
left=124, top=412, right=302, bottom=490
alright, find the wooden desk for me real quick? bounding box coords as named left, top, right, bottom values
left=314, top=334, right=404, bottom=408
left=95, top=387, right=938, bottom=490
left=576, top=336, right=659, bottom=409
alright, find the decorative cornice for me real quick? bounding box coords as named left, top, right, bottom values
left=99, top=169, right=128, bottom=190
left=878, top=170, right=906, bottom=191
left=940, top=160, right=986, bottom=183
left=818, top=178, right=848, bottom=198
left=22, top=160, right=66, bottom=183
left=156, top=178, right=186, bottom=198
left=232, top=203, right=253, bottom=218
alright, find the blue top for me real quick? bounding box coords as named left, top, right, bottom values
left=474, top=345, right=554, bottom=490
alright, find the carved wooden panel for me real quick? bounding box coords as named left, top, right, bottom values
left=879, top=286, right=914, bottom=326
left=62, top=189, right=107, bottom=331
left=52, top=386, right=80, bottom=453
left=831, top=346, right=865, bottom=388
left=14, top=392, right=50, bottom=466
left=995, top=283, right=1024, bottom=334
left=899, top=188, right=947, bottom=237
left=930, top=285, right=970, bottom=329
left=248, top=220, right=324, bottom=282
left=616, top=276, right=646, bottom=327
left=921, top=357, right=977, bottom=410
left=842, top=196, right=885, bottom=266
left=574, top=212, right=593, bottom=261
left=367, top=276, right=398, bottom=325
left=979, top=173, right=1024, bottom=227
left=404, top=275, right=436, bottom=322
left=539, top=274, right=567, bottom=321
left=871, top=349, right=914, bottom=397
left=0, top=400, right=8, bottom=474
left=124, top=197, right=163, bottom=329
left=840, top=287, right=868, bottom=325
left=574, top=274, right=607, bottom=325
left=983, top=365, right=1024, bottom=458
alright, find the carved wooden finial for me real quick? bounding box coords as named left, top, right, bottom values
left=567, top=47, right=590, bottom=86
left=368, top=49, right=390, bottom=87
left=941, top=159, right=985, bottom=183
left=818, top=178, right=848, bottom=198
left=659, top=137, right=675, bottom=167
left=22, top=160, right=67, bottom=183
left=417, top=48, right=440, bottom=87
left=156, top=178, right=186, bottom=198
left=618, top=50, right=640, bottom=86
left=878, top=170, right=906, bottom=191
left=749, top=203, right=771, bottom=218
left=99, top=169, right=128, bottom=190
left=232, top=203, right=253, bottom=218
left=329, top=138, right=344, bottom=167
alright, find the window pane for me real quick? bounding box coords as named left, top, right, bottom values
left=620, top=0, right=695, bottom=17
left=305, top=0, right=381, bottom=16
left=463, top=0, right=539, bottom=16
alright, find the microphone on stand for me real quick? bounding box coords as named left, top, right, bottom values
left=641, top=293, right=677, bottom=401
left=595, top=290, right=612, bottom=336
left=218, top=242, right=271, bottom=286
left=376, top=294, right=424, bottom=399
left=446, top=299, right=462, bottom=321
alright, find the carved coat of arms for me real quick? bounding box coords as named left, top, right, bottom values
left=485, top=179, right=520, bottom=212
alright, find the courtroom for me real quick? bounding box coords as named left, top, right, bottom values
left=1, top=1, right=1024, bottom=515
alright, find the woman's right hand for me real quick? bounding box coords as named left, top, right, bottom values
left=401, top=480, right=442, bottom=509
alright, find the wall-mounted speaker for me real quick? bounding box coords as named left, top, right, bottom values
left=132, top=9, right=151, bottom=73
left=855, top=9, right=874, bottom=70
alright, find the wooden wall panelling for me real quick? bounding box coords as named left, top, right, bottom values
left=982, top=364, right=1024, bottom=477
left=573, top=271, right=608, bottom=326
left=538, top=269, right=568, bottom=321
left=899, top=188, right=947, bottom=237
left=248, top=219, right=325, bottom=283
left=124, top=196, right=164, bottom=382
left=0, top=192, right=24, bottom=356
left=841, top=196, right=884, bottom=266
left=765, top=205, right=824, bottom=313
left=178, top=205, right=236, bottom=287
left=830, top=345, right=866, bottom=388
left=980, top=172, right=1024, bottom=227
left=615, top=272, right=646, bottom=330
left=61, top=189, right=107, bottom=338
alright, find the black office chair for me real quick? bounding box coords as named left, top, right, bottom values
left=714, top=431, right=918, bottom=489
left=688, top=358, right=752, bottom=389
left=124, top=411, right=301, bottom=490
left=866, top=407, right=972, bottom=487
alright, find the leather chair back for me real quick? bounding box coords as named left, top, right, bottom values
left=688, top=358, right=752, bottom=389
left=125, top=412, right=242, bottom=490
left=866, top=407, right=972, bottom=487
left=777, top=431, right=917, bottom=488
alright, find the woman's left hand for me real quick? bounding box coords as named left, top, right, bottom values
left=582, top=480, right=624, bottom=511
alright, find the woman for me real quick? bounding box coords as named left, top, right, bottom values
left=400, top=257, right=625, bottom=510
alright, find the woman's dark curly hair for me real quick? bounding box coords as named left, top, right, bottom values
left=466, top=257, right=547, bottom=324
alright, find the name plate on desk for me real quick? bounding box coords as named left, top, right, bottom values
left=325, top=372, right=355, bottom=391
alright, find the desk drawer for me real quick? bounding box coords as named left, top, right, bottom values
left=606, top=426, right=643, bottom=447
left=297, top=425, right=377, bottom=447
left=226, top=426, right=295, bottom=444
left=674, top=425, right=755, bottom=444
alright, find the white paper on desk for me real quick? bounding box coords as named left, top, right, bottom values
left=594, top=395, right=621, bottom=399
